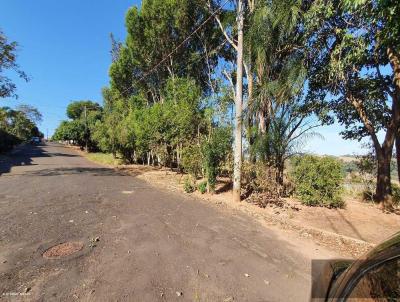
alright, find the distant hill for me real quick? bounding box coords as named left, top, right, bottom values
left=337, top=155, right=358, bottom=163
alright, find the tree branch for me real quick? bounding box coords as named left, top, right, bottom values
left=206, top=0, right=238, bottom=51
left=223, top=69, right=236, bottom=99
left=347, top=94, right=381, bottom=150
left=289, top=123, right=321, bottom=143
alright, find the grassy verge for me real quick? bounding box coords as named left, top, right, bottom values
left=85, top=152, right=122, bottom=166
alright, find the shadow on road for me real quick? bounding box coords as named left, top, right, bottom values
left=0, top=144, right=50, bottom=176
left=25, top=167, right=129, bottom=177
left=0, top=143, right=134, bottom=177
left=48, top=152, right=79, bottom=157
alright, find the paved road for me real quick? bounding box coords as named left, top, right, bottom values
left=0, top=143, right=334, bottom=301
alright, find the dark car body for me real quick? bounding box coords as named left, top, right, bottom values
left=30, top=137, right=41, bottom=145
left=311, top=231, right=400, bottom=301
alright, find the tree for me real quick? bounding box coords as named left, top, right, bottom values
left=252, top=97, right=326, bottom=185
left=232, top=0, right=244, bottom=202
left=208, top=0, right=245, bottom=202
left=53, top=120, right=85, bottom=146
left=305, top=0, right=400, bottom=209
left=66, top=101, right=101, bottom=120
left=0, top=105, right=42, bottom=151
left=98, top=0, right=228, bottom=166
left=243, top=0, right=330, bottom=186
left=0, top=29, right=28, bottom=98
left=109, top=0, right=224, bottom=101
left=54, top=101, right=102, bottom=151
left=15, top=104, right=42, bottom=124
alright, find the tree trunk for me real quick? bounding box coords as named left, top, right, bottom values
left=375, top=146, right=393, bottom=210
left=396, top=133, right=400, bottom=183
left=233, top=0, right=244, bottom=203
left=246, top=64, right=255, bottom=163
left=388, top=47, right=400, bottom=184
left=276, top=162, right=284, bottom=187
left=347, top=93, right=397, bottom=210
left=258, top=110, right=266, bottom=134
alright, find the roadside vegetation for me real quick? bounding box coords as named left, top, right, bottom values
left=0, top=105, right=43, bottom=152
left=85, top=152, right=123, bottom=166
left=48, top=0, right=399, bottom=212
left=0, top=29, right=42, bottom=152
left=291, top=155, right=344, bottom=208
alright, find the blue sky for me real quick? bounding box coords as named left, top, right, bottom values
left=1, top=0, right=372, bottom=156
left=1, top=0, right=139, bottom=136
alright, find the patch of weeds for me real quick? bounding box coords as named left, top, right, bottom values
left=183, top=177, right=195, bottom=193
left=198, top=181, right=207, bottom=194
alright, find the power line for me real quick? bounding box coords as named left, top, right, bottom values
left=119, top=0, right=231, bottom=97
left=139, top=38, right=228, bottom=98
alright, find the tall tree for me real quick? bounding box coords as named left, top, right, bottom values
left=109, top=0, right=224, bottom=102
left=54, top=101, right=102, bottom=151
left=208, top=0, right=245, bottom=202
left=306, top=0, right=400, bottom=209
left=233, top=0, right=244, bottom=202
left=235, top=0, right=330, bottom=188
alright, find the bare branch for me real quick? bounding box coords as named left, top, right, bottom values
left=206, top=0, right=238, bottom=50
left=289, top=123, right=322, bottom=143
left=222, top=69, right=236, bottom=99
left=347, top=94, right=381, bottom=150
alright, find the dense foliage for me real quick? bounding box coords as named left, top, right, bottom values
left=0, top=106, right=42, bottom=152
left=291, top=155, right=344, bottom=208
left=50, top=0, right=400, bottom=209
left=305, top=0, right=400, bottom=208
left=53, top=101, right=102, bottom=151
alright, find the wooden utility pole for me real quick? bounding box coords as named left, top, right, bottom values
left=84, top=105, right=88, bottom=151
left=233, top=0, right=244, bottom=202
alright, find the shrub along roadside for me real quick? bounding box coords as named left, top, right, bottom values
left=290, top=155, right=344, bottom=208
left=183, top=176, right=196, bottom=193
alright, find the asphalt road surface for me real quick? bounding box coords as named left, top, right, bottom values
left=0, top=143, right=335, bottom=301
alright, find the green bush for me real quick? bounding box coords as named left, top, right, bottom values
left=183, top=177, right=195, bottom=193
left=201, top=127, right=232, bottom=193
left=198, top=181, right=207, bottom=194
left=291, top=155, right=344, bottom=208
left=181, top=144, right=202, bottom=178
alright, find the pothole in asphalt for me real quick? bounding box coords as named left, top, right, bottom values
left=42, top=241, right=84, bottom=259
